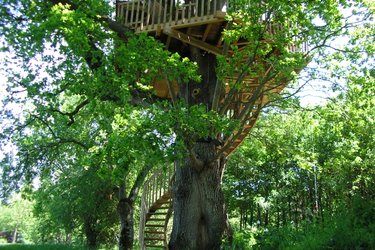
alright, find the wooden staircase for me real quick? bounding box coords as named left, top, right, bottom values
left=139, top=168, right=174, bottom=249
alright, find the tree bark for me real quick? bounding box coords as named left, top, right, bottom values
left=12, top=227, right=17, bottom=243
left=169, top=142, right=227, bottom=250
left=118, top=198, right=134, bottom=250
left=83, top=219, right=98, bottom=249
left=118, top=164, right=152, bottom=250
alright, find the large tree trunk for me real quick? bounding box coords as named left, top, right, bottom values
left=168, top=45, right=229, bottom=249
left=169, top=142, right=227, bottom=250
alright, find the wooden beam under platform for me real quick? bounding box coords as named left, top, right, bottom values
left=164, top=27, right=222, bottom=55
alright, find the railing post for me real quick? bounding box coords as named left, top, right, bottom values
left=135, top=0, right=141, bottom=29
left=130, top=0, right=136, bottom=27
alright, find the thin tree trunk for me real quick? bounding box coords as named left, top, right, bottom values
left=84, top=219, right=98, bottom=249
left=12, top=227, right=17, bottom=243
left=118, top=197, right=134, bottom=250
left=118, top=164, right=152, bottom=250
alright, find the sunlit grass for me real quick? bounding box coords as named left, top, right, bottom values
left=0, top=244, right=85, bottom=250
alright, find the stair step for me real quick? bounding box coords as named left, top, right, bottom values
left=146, top=224, right=165, bottom=227
left=147, top=218, right=167, bottom=221
left=148, top=212, right=168, bottom=215
left=145, top=231, right=164, bottom=234
left=156, top=200, right=170, bottom=204
left=144, top=237, right=165, bottom=241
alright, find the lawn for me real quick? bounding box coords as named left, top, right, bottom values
left=0, top=244, right=85, bottom=250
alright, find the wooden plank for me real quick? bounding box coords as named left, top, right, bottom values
left=147, top=0, right=152, bottom=25
left=202, top=23, right=212, bottom=42
left=125, top=3, right=129, bottom=25
left=135, top=0, right=141, bottom=29
left=164, top=28, right=222, bottom=55
left=158, top=0, right=162, bottom=26
left=163, top=0, right=167, bottom=24
left=200, top=0, right=204, bottom=17
left=146, top=225, right=165, bottom=227
left=144, top=237, right=165, bottom=241
left=145, top=231, right=164, bottom=234
left=131, top=0, right=135, bottom=26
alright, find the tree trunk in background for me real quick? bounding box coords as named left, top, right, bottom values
left=84, top=219, right=98, bottom=249
left=250, top=204, right=254, bottom=226
left=12, top=227, right=17, bottom=243
left=118, top=198, right=134, bottom=250
left=169, top=143, right=227, bottom=250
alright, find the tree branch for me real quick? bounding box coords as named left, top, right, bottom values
left=127, top=164, right=153, bottom=203
left=50, top=99, right=90, bottom=126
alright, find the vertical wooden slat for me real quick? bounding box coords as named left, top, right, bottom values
left=121, top=4, right=125, bottom=24
left=207, top=0, right=210, bottom=17
left=213, top=0, right=217, bottom=15
left=188, top=3, right=192, bottom=22
left=158, top=0, right=162, bottom=27
left=159, top=173, right=162, bottom=198
left=200, top=0, right=204, bottom=17
left=175, top=2, right=179, bottom=24
left=117, top=4, right=121, bottom=23
left=125, top=3, right=129, bottom=25
left=195, top=0, right=199, bottom=19
left=163, top=0, right=167, bottom=24
left=182, top=5, right=185, bottom=23
left=141, top=0, right=145, bottom=30
left=147, top=0, right=152, bottom=30
left=152, top=0, right=156, bottom=28
left=169, top=0, right=173, bottom=25
left=130, top=0, right=135, bottom=26
left=135, top=0, right=141, bottom=30
left=153, top=176, right=156, bottom=203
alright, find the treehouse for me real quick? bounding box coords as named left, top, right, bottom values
left=116, top=0, right=308, bottom=248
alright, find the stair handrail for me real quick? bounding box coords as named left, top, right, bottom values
left=139, top=166, right=174, bottom=249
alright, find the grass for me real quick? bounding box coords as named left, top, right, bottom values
left=0, top=244, right=85, bottom=250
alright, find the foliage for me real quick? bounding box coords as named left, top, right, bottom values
left=223, top=66, right=374, bottom=249
left=0, top=194, right=36, bottom=243
left=32, top=165, right=118, bottom=247
left=248, top=196, right=375, bottom=250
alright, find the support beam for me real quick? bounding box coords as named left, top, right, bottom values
left=164, top=28, right=222, bottom=55
left=202, top=23, right=213, bottom=42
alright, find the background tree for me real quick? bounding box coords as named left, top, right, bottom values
left=0, top=194, right=36, bottom=243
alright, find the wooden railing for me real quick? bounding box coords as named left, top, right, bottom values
left=116, top=0, right=308, bottom=53
left=116, top=0, right=230, bottom=32
left=139, top=167, right=174, bottom=249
